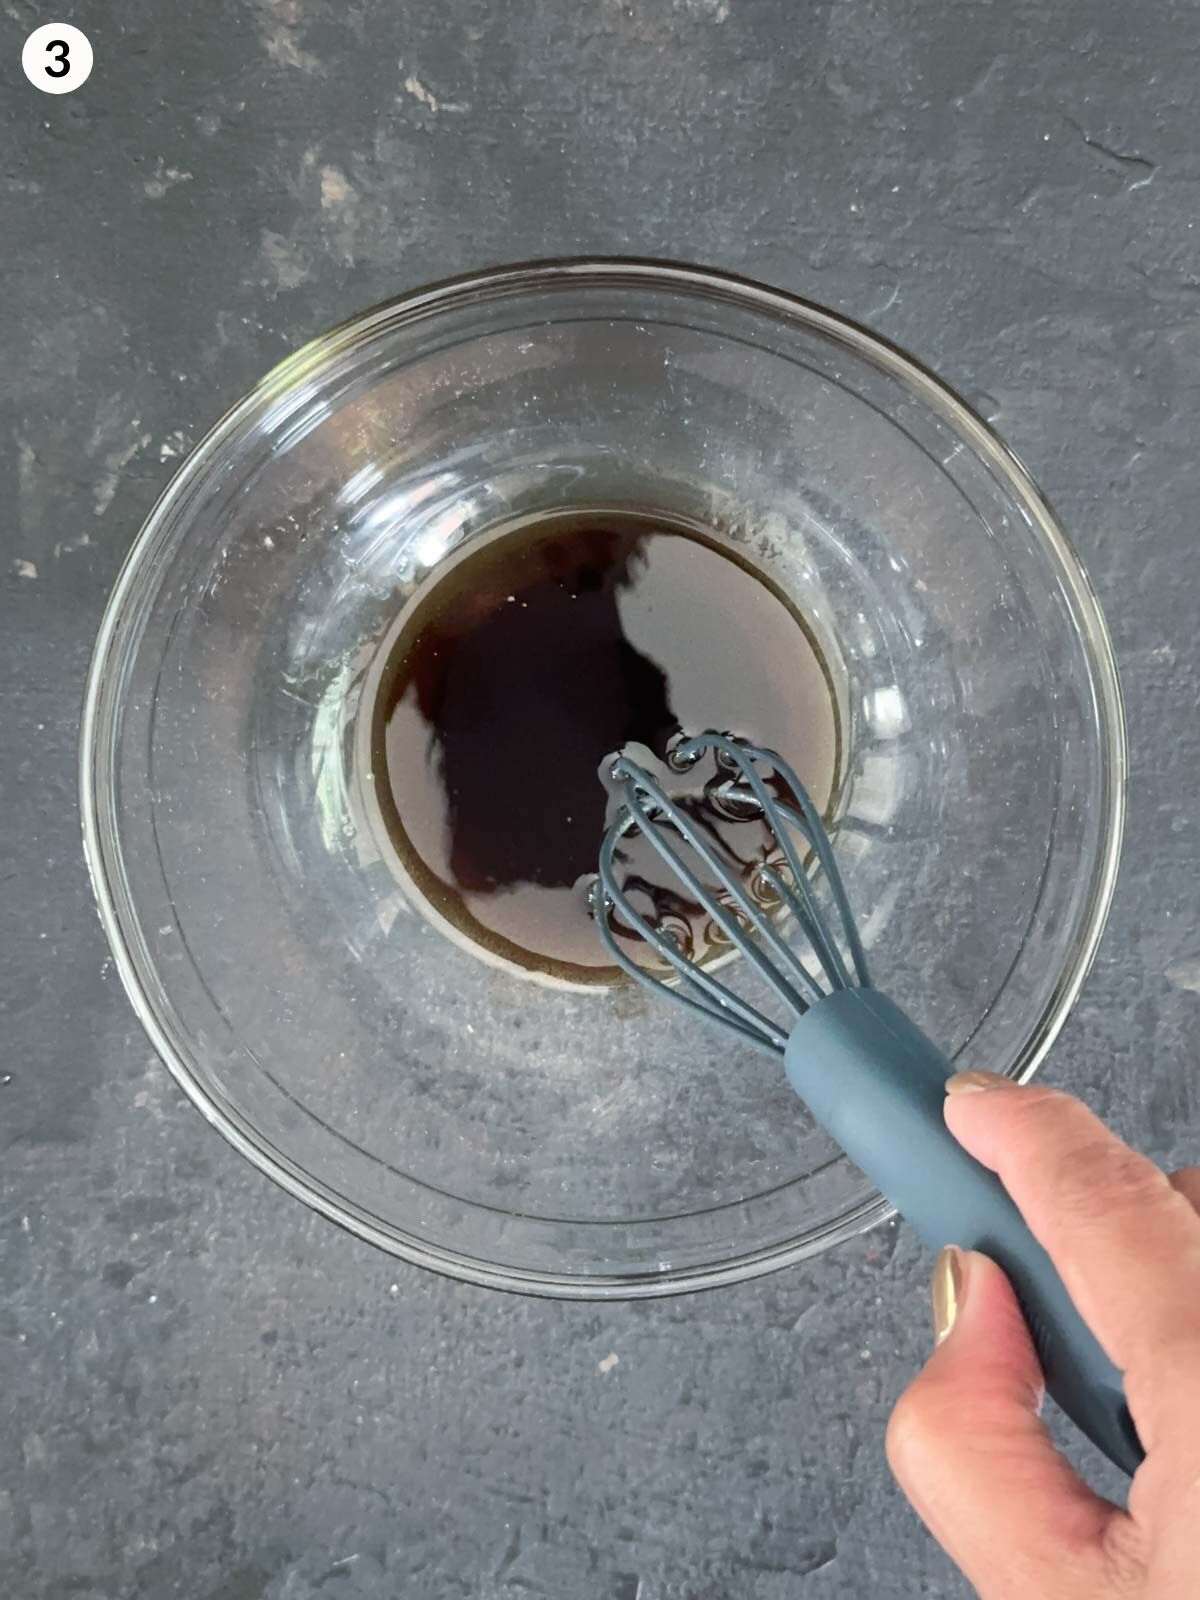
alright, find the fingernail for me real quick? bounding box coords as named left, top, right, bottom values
left=932, top=1245, right=966, bottom=1345
left=945, top=1069, right=1016, bottom=1096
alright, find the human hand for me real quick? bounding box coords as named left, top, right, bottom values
left=886, top=1071, right=1200, bottom=1598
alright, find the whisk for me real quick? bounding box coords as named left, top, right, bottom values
left=595, top=730, right=1142, bottom=1476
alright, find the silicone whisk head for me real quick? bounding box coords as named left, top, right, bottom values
left=594, top=733, right=870, bottom=1055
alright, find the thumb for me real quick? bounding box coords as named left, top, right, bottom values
left=887, top=1248, right=1120, bottom=1599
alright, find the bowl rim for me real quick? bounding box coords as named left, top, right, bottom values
left=79, top=255, right=1128, bottom=1298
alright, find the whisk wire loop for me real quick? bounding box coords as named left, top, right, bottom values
left=595, top=733, right=869, bottom=1050
left=596, top=817, right=787, bottom=1053
left=676, top=733, right=871, bottom=990
left=616, top=762, right=818, bottom=1021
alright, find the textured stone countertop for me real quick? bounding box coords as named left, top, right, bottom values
left=3, top=1, right=1198, bottom=1595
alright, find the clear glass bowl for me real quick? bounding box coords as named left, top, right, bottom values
left=81, top=260, right=1125, bottom=1296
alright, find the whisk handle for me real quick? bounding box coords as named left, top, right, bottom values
left=784, top=987, right=1143, bottom=1476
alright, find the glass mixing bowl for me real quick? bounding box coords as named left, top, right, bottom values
left=81, top=260, right=1125, bottom=1296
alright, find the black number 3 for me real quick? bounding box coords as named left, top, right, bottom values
left=45, top=38, right=70, bottom=77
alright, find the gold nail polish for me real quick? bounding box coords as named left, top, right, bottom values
left=945, top=1069, right=1014, bottom=1095
left=932, top=1246, right=965, bottom=1345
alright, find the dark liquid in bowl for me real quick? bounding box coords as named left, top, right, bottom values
left=369, top=510, right=841, bottom=984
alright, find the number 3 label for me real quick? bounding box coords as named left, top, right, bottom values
left=22, top=24, right=93, bottom=94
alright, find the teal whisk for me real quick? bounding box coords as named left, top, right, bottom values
left=595, top=730, right=1142, bottom=1476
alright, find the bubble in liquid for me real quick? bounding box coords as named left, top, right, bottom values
left=750, top=860, right=790, bottom=907
left=665, top=734, right=704, bottom=773
left=653, top=912, right=695, bottom=962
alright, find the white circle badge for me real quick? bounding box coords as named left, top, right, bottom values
left=23, top=24, right=93, bottom=94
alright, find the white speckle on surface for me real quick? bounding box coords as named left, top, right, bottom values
left=261, top=230, right=310, bottom=289
left=143, top=160, right=193, bottom=199
left=400, top=69, right=468, bottom=113
left=1166, top=959, right=1200, bottom=993
left=388, top=1283, right=399, bottom=1295
left=159, top=429, right=188, bottom=461
left=17, top=438, right=36, bottom=500
left=263, top=534, right=275, bottom=550
left=597, top=1351, right=619, bottom=1374
left=14, top=559, right=37, bottom=579
left=94, top=432, right=152, bottom=516
left=404, top=73, right=440, bottom=110
left=320, top=164, right=352, bottom=209
left=260, top=0, right=321, bottom=71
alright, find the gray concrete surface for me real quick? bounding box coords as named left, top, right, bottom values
left=3, top=0, right=1198, bottom=1594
